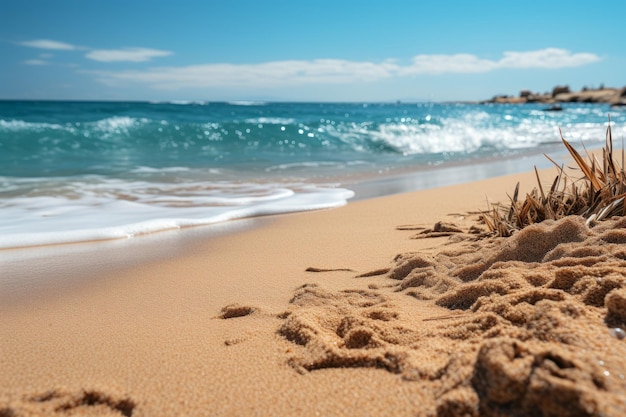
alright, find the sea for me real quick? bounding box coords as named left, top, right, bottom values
left=1, top=100, right=625, bottom=251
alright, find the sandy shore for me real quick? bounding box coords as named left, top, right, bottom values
left=2, top=165, right=626, bottom=416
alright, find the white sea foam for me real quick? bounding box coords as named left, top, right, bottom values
left=227, top=101, right=267, bottom=106
left=0, top=117, right=148, bottom=136
left=148, top=100, right=208, bottom=105
left=244, top=117, right=297, bottom=125
left=170, top=100, right=208, bottom=105
left=324, top=117, right=616, bottom=156
left=94, top=116, right=139, bottom=134
left=0, top=177, right=354, bottom=249
left=265, top=161, right=364, bottom=172
left=131, top=166, right=192, bottom=173
left=0, top=119, right=65, bottom=131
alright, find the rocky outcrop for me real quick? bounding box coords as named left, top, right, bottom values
left=552, top=85, right=570, bottom=97
left=483, top=86, right=626, bottom=106
left=612, top=87, right=626, bottom=107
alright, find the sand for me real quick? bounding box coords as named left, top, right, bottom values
left=1, top=166, right=626, bottom=416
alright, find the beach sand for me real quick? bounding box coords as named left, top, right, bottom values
left=2, top=166, right=626, bottom=416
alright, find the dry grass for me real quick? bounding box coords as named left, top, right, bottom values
left=483, top=120, right=626, bottom=237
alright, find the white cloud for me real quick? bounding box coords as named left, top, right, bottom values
left=19, top=39, right=77, bottom=50
left=85, top=48, right=173, bottom=62
left=498, top=48, right=601, bottom=69
left=23, top=59, right=49, bottom=65
left=84, top=48, right=602, bottom=90
left=86, top=58, right=398, bottom=89
left=402, top=48, right=601, bottom=75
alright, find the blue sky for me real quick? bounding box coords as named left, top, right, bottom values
left=1, top=0, right=624, bottom=102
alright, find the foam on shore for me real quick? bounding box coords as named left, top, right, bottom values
left=0, top=181, right=353, bottom=249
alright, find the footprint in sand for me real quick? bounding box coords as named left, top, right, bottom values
left=216, top=303, right=256, bottom=319
left=0, top=389, right=135, bottom=417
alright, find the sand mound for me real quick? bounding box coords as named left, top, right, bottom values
left=278, top=216, right=626, bottom=416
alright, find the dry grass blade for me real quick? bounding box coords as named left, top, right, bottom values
left=506, top=182, right=520, bottom=222
left=611, top=136, right=624, bottom=178
left=534, top=166, right=546, bottom=203
left=483, top=121, right=626, bottom=236
left=560, top=130, right=604, bottom=191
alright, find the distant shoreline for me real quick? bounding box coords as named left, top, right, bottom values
left=2, top=94, right=626, bottom=106
left=482, top=85, right=626, bottom=107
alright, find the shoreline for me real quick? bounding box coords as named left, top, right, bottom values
left=0, top=143, right=569, bottom=252
left=0, top=147, right=568, bottom=302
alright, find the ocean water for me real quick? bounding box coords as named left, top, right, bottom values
left=1, top=100, right=624, bottom=249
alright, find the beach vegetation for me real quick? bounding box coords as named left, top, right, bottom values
left=483, top=120, right=626, bottom=236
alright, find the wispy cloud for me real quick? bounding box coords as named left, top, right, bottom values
left=17, top=39, right=171, bottom=63
left=23, top=59, right=49, bottom=66
left=22, top=52, right=55, bottom=66
left=86, top=58, right=397, bottom=89
left=19, top=39, right=78, bottom=50
left=85, top=48, right=602, bottom=90
left=401, top=54, right=497, bottom=75
left=85, top=48, right=173, bottom=62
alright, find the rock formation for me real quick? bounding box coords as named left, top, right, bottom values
left=483, top=86, right=626, bottom=106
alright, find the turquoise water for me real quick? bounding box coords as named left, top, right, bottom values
left=1, top=100, right=624, bottom=248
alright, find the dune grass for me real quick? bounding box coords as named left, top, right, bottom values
left=483, top=120, right=626, bottom=237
